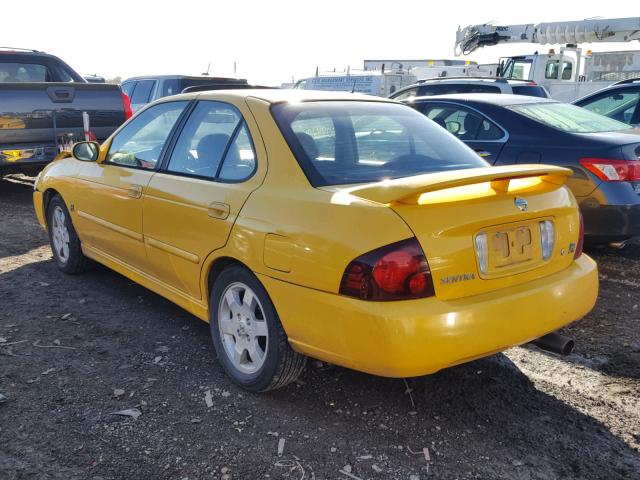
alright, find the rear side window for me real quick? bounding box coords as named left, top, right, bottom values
left=423, top=105, right=504, bottom=141
left=167, top=101, right=256, bottom=181
left=0, top=62, right=50, bottom=82
left=272, top=101, right=487, bottom=187
left=130, top=80, right=155, bottom=104
left=121, top=81, right=135, bottom=97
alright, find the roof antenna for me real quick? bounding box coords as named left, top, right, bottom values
left=233, top=61, right=237, bottom=77
left=202, top=62, right=211, bottom=76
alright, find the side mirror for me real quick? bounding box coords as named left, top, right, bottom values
left=72, top=141, right=99, bottom=162
left=446, top=121, right=461, bottom=134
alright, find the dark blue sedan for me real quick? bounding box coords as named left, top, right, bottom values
left=403, top=94, right=640, bottom=245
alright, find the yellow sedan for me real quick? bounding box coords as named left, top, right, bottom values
left=33, top=89, right=598, bottom=391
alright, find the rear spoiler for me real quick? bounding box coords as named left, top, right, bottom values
left=344, top=165, right=572, bottom=204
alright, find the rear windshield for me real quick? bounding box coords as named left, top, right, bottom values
left=0, top=62, right=49, bottom=82
left=508, top=102, right=631, bottom=133
left=511, top=85, right=549, bottom=98
left=271, top=101, right=488, bottom=187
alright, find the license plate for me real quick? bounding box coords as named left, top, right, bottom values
left=488, top=224, right=534, bottom=269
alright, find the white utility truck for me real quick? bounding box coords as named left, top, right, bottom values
left=454, top=17, right=640, bottom=101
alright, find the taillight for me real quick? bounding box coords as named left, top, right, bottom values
left=339, top=238, right=435, bottom=301
left=121, top=91, right=133, bottom=120
left=579, top=158, right=640, bottom=182
left=573, top=212, right=584, bottom=259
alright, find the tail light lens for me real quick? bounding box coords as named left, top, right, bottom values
left=579, top=158, right=640, bottom=182
left=121, top=91, right=133, bottom=120
left=574, top=212, right=584, bottom=259
left=339, top=238, right=435, bottom=301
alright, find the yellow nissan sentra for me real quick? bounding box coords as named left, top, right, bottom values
left=33, top=89, right=598, bottom=391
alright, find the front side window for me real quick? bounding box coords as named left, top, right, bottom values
left=578, top=89, right=640, bottom=124
left=423, top=105, right=504, bottom=141
left=272, top=101, right=487, bottom=187
left=167, top=101, right=256, bottom=181
left=509, top=102, right=631, bottom=133
left=107, top=101, right=188, bottom=169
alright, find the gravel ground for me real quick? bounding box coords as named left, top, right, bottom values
left=1, top=175, right=639, bottom=480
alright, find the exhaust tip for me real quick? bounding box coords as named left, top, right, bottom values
left=560, top=339, right=575, bottom=356
left=531, top=332, right=575, bottom=356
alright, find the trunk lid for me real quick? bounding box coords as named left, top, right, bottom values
left=337, top=165, right=581, bottom=300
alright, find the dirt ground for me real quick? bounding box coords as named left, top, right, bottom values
left=1, top=174, right=639, bottom=480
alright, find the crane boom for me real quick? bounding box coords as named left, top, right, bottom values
left=455, top=17, right=640, bottom=55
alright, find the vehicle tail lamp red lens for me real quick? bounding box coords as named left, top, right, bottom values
left=339, top=238, right=435, bottom=301
left=579, top=158, right=640, bottom=182
left=574, top=212, right=584, bottom=259
left=121, top=91, right=133, bottom=120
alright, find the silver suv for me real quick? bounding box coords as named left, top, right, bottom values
left=389, top=77, right=549, bottom=100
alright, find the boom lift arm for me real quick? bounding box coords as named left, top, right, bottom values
left=455, top=17, right=640, bottom=55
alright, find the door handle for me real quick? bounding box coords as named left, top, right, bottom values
left=208, top=202, right=230, bottom=220
left=474, top=149, right=492, bottom=158
left=128, top=184, right=143, bottom=199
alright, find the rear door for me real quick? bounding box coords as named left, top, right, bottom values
left=418, top=102, right=507, bottom=161
left=142, top=100, right=266, bottom=300
left=74, top=101, right=189, bottom=271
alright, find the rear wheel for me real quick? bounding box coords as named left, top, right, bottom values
left=46, top=195, right=88, bottom=274
left=210, top=265, right=306, bottom=391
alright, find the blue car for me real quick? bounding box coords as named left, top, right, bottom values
left=402, top=94, right=640, bottom=245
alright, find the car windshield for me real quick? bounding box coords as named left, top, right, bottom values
left=508, top=102, right=631, bottom=133
left=271, top=101, right=488, bottom=187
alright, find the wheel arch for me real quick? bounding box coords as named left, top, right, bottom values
left=205, top=256, right=251, bottom=309
left=42, top=188, right=63, bottom=225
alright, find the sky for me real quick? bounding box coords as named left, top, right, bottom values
left=3, top=1, right=638, bottom=85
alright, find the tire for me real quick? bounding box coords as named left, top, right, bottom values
left=210, top=265, right=306, bottom=391
left=46, top=195, right=89, bottom=274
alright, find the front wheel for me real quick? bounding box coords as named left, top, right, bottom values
left=46, top=195, right=89, bottom=274
left=210, top=265, right=306, bottom=391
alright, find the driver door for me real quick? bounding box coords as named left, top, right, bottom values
left=73, top=101, right=189, bottom=272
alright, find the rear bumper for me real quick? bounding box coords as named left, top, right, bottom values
left=259, top=255, right=598, bottom=378
left=0, top=145, right=57, bottom=172
left=582, top=202, right=640, bottom=243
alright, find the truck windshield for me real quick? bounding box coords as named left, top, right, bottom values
left=502, top=58, right=533, bottom=80
left=508, top=102, right=631, bottom=133
left=271, top=101, right=488, bottom=187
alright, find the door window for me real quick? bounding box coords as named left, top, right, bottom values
left=121, top=81, right=135, bottom=97
left=106, top=101, right=189, bottom=169
left=423, top=105, right=504, bottom=140
left=167, top=101, right=256, bottom=181
left=130, top=80, right=155, bottom=105
left=578, top=89, right=640, bottom=125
